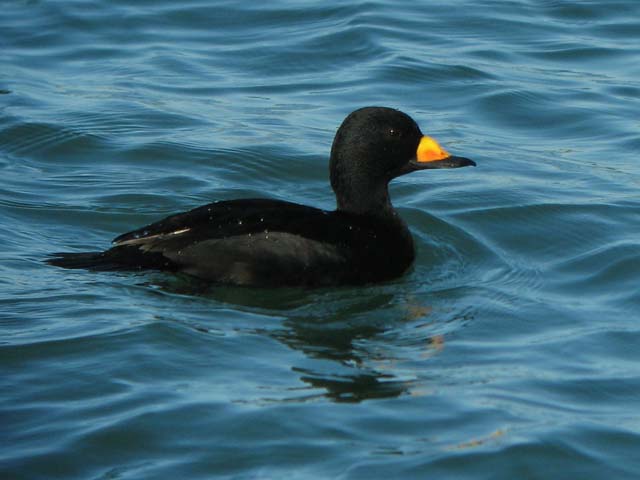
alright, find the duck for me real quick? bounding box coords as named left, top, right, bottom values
left=47, top=107, right=475, bottom=286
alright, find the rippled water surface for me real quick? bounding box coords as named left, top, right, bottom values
left=2, top=1, right=640, bottom=478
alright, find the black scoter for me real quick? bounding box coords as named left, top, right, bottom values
left=47, top=107, right=475, bottom=286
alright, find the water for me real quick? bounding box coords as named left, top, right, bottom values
left=2, top=1, right=639, bottom=478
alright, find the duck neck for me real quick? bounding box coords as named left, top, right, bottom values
left=335, top=181, right=395, bottom=217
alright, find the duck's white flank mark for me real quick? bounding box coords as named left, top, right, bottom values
left=115, top=227, right=191, bottom=246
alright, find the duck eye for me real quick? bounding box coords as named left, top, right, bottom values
left=389, top=128, right=401, bottom=137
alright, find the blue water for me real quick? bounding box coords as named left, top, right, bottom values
left=2, top=1, right=640, bottom=478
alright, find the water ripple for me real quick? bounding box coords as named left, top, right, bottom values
left=3, top=0, right=640, bottom=478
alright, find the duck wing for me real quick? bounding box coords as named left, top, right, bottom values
left=108, top=198, right=352, bottom=285
left=112, top=198, right=317, bottom=246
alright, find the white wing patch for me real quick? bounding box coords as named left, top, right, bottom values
left=114, top=227, right=191, bottom=246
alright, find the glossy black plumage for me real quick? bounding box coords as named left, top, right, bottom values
left=47, top=107, right=475, bottom=286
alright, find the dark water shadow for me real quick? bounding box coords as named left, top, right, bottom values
left=150, top=274, right=464, bottom=403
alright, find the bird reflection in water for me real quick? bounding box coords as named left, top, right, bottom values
left=154, top=278, right=460, bottom=403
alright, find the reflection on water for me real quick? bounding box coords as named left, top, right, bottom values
left=294, top=371, right=412, bottom=403
left=153, top=275, right=461, bottom=402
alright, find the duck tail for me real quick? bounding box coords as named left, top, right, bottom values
left=45, top=251, right=123, bottom=271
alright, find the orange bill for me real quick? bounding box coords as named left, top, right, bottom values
left=416, top=135, right=451, bottom=163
